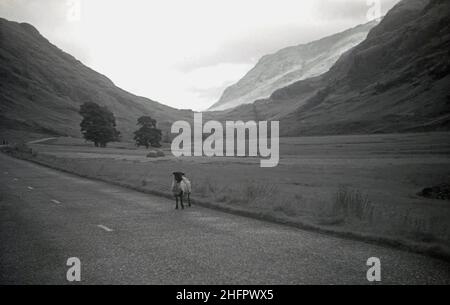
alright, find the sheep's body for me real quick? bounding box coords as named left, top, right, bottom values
left=182, top=177, right=191, bottom=193
left=171, top=177, right=191, bottom=195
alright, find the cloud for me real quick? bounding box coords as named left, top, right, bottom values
left=184, top=63, right=253, bottom=105
left=0, top=0, right=91, bottom=63
left=313, top=0, right=400, bottom=20
left=176, top=23, right=355, bottom=72
left=0, top=0, right=65, bottom=27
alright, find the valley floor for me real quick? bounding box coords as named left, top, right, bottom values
left=2, top=131, right=450, bottom=258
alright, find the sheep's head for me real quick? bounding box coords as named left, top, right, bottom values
left=172, top=172, right=185, bottom=183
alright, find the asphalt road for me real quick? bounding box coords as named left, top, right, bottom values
left=0, top=153, right=449, bottom=284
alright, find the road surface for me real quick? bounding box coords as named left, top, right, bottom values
left=0, top=153, right=449, bottom=284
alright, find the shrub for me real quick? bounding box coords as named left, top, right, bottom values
left=146, top=151, right=158, bottom=158
left=419, top=184, right=450, bottom=200
left=272, top=196, right=299, bottom=217
left=146, top=150, right=164, bottom=158
left=196, top=179, right=280, bottom=208
left=1, top=142, right=33, bottom=156
left=242, top=181, right=279, bottom=204
left=195, top=179, right=220, bottom=197
left=332, top=186, right=374, bottom=222
left=13, top=142, right=32, bottom=154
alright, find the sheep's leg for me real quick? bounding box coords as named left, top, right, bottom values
left=180, top=192, right=184, bottom=209
left=188, top=193, right=191, bottom=207
left=175, top=196, right=179, bottom=209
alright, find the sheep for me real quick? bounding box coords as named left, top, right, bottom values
left=171, top=172, right=191, bottom=209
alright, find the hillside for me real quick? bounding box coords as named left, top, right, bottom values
left=0, top=18, right=191, bottom=141
left=208, top=21, right=377, bottom=111
left=210, top=0, right=450, bottom=136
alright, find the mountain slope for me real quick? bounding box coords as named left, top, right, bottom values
left=211, top=0, right=450, bottom=136
left=0, top=18, right=191, bottom=140
left=208, top=21, right=377, bottom=111
left=279, top=0, right=450, bottom=135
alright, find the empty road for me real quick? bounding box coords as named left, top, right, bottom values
left=0, top=153, right=449, bottom=284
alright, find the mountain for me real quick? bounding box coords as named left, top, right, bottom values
left=0, top=18, right=191, bottom=140
left=208, top=20, right=378, bottom=111
left=209, top=0, right=450, bottom=136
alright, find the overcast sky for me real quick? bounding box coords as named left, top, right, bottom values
left=1, top=0, right=399, bottom=110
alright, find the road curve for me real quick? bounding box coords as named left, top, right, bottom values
left=0, top=153, right=449, bottom=284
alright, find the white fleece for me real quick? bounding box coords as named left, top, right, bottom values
left=171, top=176, right=191, bottom=195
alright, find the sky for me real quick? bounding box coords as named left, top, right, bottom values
left=1, top=0, right=399, bottom=111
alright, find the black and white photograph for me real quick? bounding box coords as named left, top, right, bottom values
left=0, top=0, right=449, bottom=290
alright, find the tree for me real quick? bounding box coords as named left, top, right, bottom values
left=79, top=102, right=120, bottom=147
left=134, top=115, right=162, bottom=148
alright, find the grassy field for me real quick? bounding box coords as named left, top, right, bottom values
left=3, top=131, right=450, bottom=256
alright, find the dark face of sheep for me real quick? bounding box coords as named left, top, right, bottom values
left=173, top=172, right=184, bottom=183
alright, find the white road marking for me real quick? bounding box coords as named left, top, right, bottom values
left=13, top=178, right=18, bottom=181
left=51, top=199, right=61, bottom=204
left=27, top=186, right=34, bottom=190
left=97, top=225, right=113, bottom=232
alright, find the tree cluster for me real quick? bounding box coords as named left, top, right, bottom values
left=79, top=102, right=162, bottom=148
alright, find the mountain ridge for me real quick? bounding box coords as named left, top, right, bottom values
left=0, top=18, right=192, bottom=140
left=208, top=20, right=378, bottom=111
